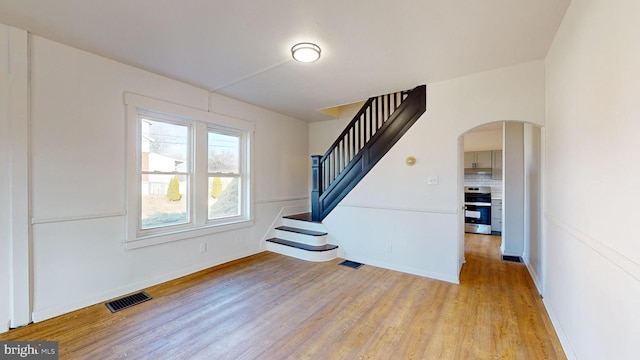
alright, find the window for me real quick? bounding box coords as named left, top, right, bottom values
left=125, top=94, right=253, bottom=248
left=208, top=129, right=242, bottom=221
left=140, top=118, right=191, bottom=230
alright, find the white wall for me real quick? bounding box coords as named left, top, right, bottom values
left=463, top=129, right=502, bottom=151
left=503, top=122, right=525, bottom=256
left=544, top=0, right=640, bottom=358
left=309, top=102, right=362, bottom=156
left=0, top=23, right=11, bottom=333
left=523, top=123, right=543, bottom=292
left=1, top=25, right=30, bottom=331
left=315, top=61, right=545, bottom=283
left=1, top=33, right=310, bottom=325
left=210, top=94, right=310, bottom=202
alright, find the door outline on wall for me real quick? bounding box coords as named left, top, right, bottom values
left=458, top=120, right=545, bottom=296
left=3, top=28, right=33, bottom=330
left=457, top=136, right=466, bottom=273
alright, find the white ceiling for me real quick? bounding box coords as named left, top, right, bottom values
left=0, top=0, right=570, bottom=122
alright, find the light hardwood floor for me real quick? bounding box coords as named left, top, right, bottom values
left=1, top=234, right=566, bottom=359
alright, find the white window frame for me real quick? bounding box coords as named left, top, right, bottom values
left=206, top=126, right=247, bottom=225
left=137, top=113, right=193, bottom=233
left=125, top=93, right=254, bottom=249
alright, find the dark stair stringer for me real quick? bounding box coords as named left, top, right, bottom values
left=311, top=85, right=426, bottom=221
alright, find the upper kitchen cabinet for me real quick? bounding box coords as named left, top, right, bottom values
left=492, top=150, right=503, bottom=180
left=464, top=151, right=493, bottom=170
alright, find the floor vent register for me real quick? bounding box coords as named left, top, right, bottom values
left=501, top=255, right=522, bottom=263
left=339, top=260, right=364, bottom=269
left=105, top=291, right=152, bottom=313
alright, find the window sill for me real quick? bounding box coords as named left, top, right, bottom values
left=124, top=219, right=254, bottom=249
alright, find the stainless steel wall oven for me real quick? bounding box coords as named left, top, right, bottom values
left=464, top=186, right=492, bottom=234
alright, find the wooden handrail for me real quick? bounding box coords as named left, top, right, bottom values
left=319, top=89, right=412, bottom=191
left=311, top=85, right=426, bottom=221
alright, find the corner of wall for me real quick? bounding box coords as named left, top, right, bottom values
left=1, top=320, right=9, bottom=334
left=523, top=257, right=543, bottom=295
left=542, top=298, right=578, bottom=360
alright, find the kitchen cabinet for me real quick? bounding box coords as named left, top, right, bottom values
left=464, top=151, right=492, bottom=169
left=464, top=152, right=475, bottom=169
left=491, top=150, right=502, bottom=180
left=491, top=199, right=502, bottom=233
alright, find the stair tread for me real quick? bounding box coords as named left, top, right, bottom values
left=266, top=238, right=338, bottom=252
left=275, top=226, right=327, bottom=236
left=283, top=212, right=319, bottom=223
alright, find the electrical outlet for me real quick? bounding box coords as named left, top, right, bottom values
left=199, top=243, right=207, bottom=253
left=427, top=175, right=439, bottom=185
left=386, top=244, right=393, bottom=253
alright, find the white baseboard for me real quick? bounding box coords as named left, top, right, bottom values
left=31, top=250, right=260, bottom=323
left=522, top=256, right=543, bottom=295
left=344, top=255, right=460, bottom=284
left=543, top=298, right=578, bottom=360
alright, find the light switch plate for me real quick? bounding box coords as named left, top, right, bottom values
left=427, top=176, right=439, bottom=185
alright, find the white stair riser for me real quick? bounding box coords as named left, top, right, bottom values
left=282, top=218, right=326, bottom=233
left=274, top=230, right=328, bottom=246
left=265, top=242, right=338, bottom=262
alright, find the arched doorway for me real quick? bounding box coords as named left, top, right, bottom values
left=458, top=121, right=545, bottom=293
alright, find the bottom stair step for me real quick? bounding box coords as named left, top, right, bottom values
left=266, top=238, right=338, bottom=252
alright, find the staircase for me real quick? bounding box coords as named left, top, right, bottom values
left=265, top=213, right=338, bottom=262
left=265, top=85, right=426, bottom=261
left=311, top=85, right=426, bottom=221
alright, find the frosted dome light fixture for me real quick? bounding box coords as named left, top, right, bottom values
left=291, top=42, right=321, bottom=63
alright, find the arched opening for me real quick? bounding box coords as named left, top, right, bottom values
left=458, top=120, right=544, bottom=293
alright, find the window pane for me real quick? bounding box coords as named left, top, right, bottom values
left=141, top=119, right=189, bottom=172
left=141, top=174, right=189, bottom=229
left=208, top=132, right=239, bottom=173
left=208, top=176, right=240, bottom=219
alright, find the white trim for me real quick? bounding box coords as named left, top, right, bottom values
left=539, top=126, right=547, bottom=296
left=523, top=257, right=543, bottom=295
left=338, top=203, right=458, bottom=215
left=344, top=255, right=460, bottom=284
left=264, top=242, right=337, bottom=262
left=255, top=196, right=309, bottom=204
left=501, top=250, right=523, bottom=257
left=261, top=207, right=286, bottom=249
left=125, top=93, right=255, bottom=132
left=259, top=202, right=312, bottom=248
left=7, top=27, right=31, bottom=329
left=545, top=211, right=640, bottom=282
left=124, top=219, right=254, bottom=249
left=31, top=211, right=126, bottom=225
left=124, top=93, right=255, bottom=248
left=543, top=298, right=578, bottom=360
left=32, top=248, right=262, bottom=322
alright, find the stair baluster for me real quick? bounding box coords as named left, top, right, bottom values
left=311, top=85, right=426, bottom=221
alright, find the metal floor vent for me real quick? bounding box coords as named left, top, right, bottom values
left=105, top=292, right=152, bottom=313
left=339, top=260, right=364, bottom=269
left=502, top=255, right=522, bottom=263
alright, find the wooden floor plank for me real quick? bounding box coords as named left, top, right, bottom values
left=0, top=234, right=566, bottom=359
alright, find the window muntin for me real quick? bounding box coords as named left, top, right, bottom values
left=139, top=118, right=191, bottom=230
left=208, top=130, right=243, bottom=221
left=124, top=93, right=254, bottom=248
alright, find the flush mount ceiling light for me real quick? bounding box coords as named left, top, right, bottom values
left=291, top=42, right=321, bottom=63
